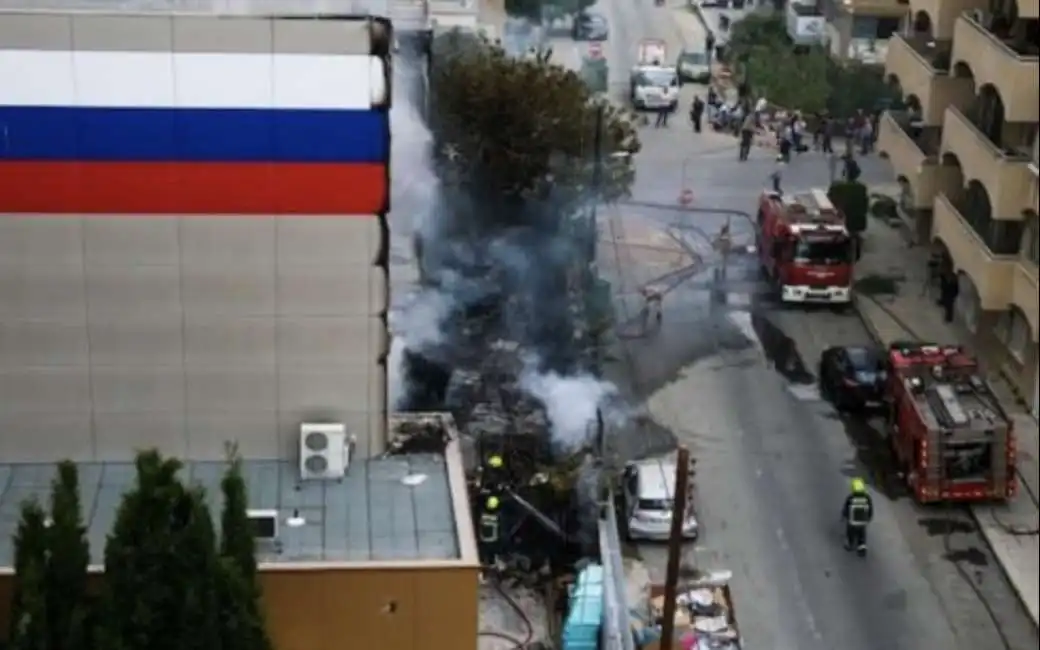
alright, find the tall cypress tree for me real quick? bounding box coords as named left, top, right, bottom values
left=172, top=487, right=223, bottom=650
left=9, top=501, right=49, bottom=650
left=97, top=450, right=188, bottom=650
left=45, top=461, right=91, bottom=650
left=219, top=444, right=272, bottom=650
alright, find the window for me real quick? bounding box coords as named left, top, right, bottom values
left=996, top=308, right=1031, bottom=361
left=852, top=16, right=902, bottom=39
left=1024, top=216, right=1040, bottom=266
left=956, top=274, right=980, bottom=332
left=1009, top=309, right=1030, bottom=361
left=792, top=237, right=853, bottom=265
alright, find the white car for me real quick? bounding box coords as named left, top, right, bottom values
left=620, top=457, right=698, bottom=541
left=629, top=65, right=679, bottom=111
left=677, top=50, right=711, bottom=84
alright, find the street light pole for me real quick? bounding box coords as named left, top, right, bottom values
left=589, top=103, right=605, bottom=261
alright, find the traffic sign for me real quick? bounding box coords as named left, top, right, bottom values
left=588, top=42, right=603, bottom=58
left=678, top=189, right=694, bottom=206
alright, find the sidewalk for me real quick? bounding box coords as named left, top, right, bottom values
left=852, top=216, right=1040, bottom=628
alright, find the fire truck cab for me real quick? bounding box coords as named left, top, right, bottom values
left=756, top=189, right=854, bottom=305
left=885, top=342, right=1016, bottom=503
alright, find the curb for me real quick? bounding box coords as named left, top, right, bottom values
left=851, top=291, right=1040, bottom=630
left=850, top=292, right=893, bottom=345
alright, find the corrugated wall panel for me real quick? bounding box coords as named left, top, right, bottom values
left=0, top=14, right=391, bottom=462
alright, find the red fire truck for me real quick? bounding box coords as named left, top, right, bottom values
left=885, top=342, right=1016, bottom=503
left=756, top=189, right=854, bottom=305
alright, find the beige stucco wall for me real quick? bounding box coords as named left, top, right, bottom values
left=0, top=216, right=388, bottom=462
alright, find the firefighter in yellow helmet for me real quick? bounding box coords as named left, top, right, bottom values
left=482, top=453, right=506, bottom=493
left=841, top=478, right=873, bottom=554
left=477, top=494, right=502, bottom=565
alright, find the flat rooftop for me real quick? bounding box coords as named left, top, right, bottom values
left=0, top=455, right=461, bottom=567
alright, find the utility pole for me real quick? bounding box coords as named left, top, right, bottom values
left=591, top=102, right=604, bottom=237
left=659, top=446, right=691, bottom=648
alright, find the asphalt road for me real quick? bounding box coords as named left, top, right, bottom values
left=593, top=2, right=1040, bottom=649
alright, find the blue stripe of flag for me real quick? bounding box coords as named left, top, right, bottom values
left=0, top=106, right=387, bottom=163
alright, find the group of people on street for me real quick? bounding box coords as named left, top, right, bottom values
left=675, top=87, right=882, bottom=166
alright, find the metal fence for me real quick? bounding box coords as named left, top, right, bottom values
left=599, top=488, right=636, bottom=650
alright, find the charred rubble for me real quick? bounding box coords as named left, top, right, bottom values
left=396, top=338, right=603, bottom=574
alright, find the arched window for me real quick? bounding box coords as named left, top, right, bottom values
left=1024, top=213, right=1040, bottom=266
left=996, top=307, right=1031, bottom=361
left=956, top=272, right=981, bottom=333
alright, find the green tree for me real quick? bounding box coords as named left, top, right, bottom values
left=826, top=60, right=901, bottom=118
left=429, top=31, right=639, bottom=222
left=9, top=501, right=49, bottom=650
left=504, top=0, right=544, bottom=21
left=97, top=450, right=222, bottom=650
left=744, top=45, right=830, bottom=114
left=828, top=179, right=870, bottom=234
left=505, top=0, right=596, bottom=21
left=218, top=444, right=272, bottom=650
left=726, top=13, right=790, bottom=64
left=171, top=487, right=222, bottom=650
left=45, top=461, right=91, bottom=650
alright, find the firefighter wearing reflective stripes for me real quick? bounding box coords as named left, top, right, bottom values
left=841, top=478, right=873, bottom=552
left=478, top=495, right=501, bottom=565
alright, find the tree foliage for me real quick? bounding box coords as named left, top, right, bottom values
left=744, top=44, right=830, bottom=115
left=726, top=13, right=790, bottom=63
left=826, top=60, right=902, bottom=117
left=504, top=0, right=543, bottom=20
left=504, top=0, right=596, bottom=21
left=97, top=451, right=222, bottom=650
left=727, top=14, right=896, bottom=117
left=828, top=180, right=870, bottom=234
left=9, top=501, right=49, bottom=650
left=45, top=461, right=91, bottom=650
left=218, top=443, right=272, bottom=650
left=429, top=30, right=639, bottom=217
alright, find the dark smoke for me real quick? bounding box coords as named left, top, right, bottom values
left=388, top=47, right=623, bottom=454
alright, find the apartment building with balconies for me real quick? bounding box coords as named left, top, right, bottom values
left=879, top=0, right=1039, bottom=416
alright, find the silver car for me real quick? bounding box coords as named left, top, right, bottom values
left=677, top=49, right=711, bottom=83
left=621, top=457, right=698, bottom=541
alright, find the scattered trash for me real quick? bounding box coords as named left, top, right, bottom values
left=401, top=473, right=428, bottom=486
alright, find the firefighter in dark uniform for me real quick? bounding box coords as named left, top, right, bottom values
left=841, top=478, right=874, bottom=553
left=477, top=494, right=502, bottom=565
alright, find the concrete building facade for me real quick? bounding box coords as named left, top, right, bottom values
left=0, top=9, right=391, bottom=462
left=878, top=0, right=1038, bottom=410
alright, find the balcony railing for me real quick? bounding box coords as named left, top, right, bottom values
left=951, top=13, right=1040, bottom=123
left=950, top=194, right=1026, bottom=254
left=941, top=106, right=1035, bottom=217
left=907, top=0, right=986, bottom=39
left=884, top=35, right=973, bottom=124
left=1010, top=262, right=1038, bottom=337
left=879, top=111, right=950, bottom=207
left=934, top=193, right=1018, bottom=309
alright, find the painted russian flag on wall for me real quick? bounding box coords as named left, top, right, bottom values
left=0, top=49, right=388, bottom=215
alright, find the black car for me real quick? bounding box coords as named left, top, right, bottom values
left=573, top=12, right=609, bottom=41
left=819, top=345, right=886, bottom=410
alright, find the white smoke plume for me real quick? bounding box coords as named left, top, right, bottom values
left=388, top=58, right=442, bottom=410
left=519, top=362, right=618, bottom=450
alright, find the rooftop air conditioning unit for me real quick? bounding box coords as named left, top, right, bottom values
left=299, top=422, right=353, bottom=480
left=246, top=509, right=279, bottom=541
